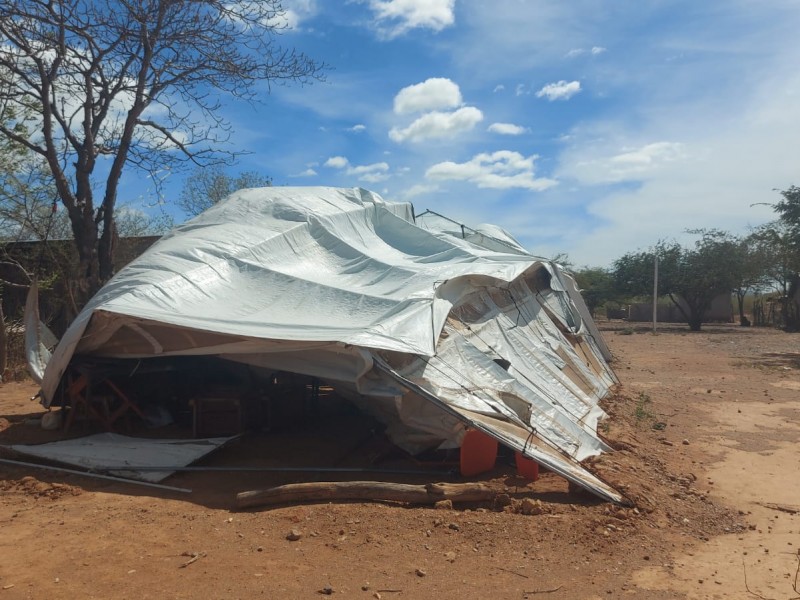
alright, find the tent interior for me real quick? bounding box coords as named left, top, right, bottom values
left=25, top=186, right=623, bottom=503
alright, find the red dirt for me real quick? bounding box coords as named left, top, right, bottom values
left=1, top=322, right=799, bottom=599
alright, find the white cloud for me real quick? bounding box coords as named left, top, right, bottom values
left=263, top=0, right=318, bottom=30
left=536, top=80, right=581, bottom=101
left=358, top=172, right=390, bottom=183
left=487, top=122, right=527, bottom=135
left=493, top=84, right=505, bottom=93
left=515, top=83, right=527, bottom=96
left=294, top=168, right=318, bottom=177
left=566, top=46, right=605, bottom=58
left=324, top=156, right=349, bottom=169
left=611, top=142, right=685, bottom=166
left=400, top=183, right=440, bottom=199
left=368, top=0, right=455, bottom=37
left=393, top=78, right=462, bottom=115
left=563, top=140, right=687, bottom=184
left=426, top=151, right=557, bottom=190
left=351, top=161, right=390, bottom=182
left=323, top=156, right=390, bottom=182
left=348, top=162, right=389, bottom=175
left=348, top=124, right=367, bottom=132
left=389, top=107, right=483, bottom=143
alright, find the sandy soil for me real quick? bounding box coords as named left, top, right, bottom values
left=1, top=322, right=798, bottom=600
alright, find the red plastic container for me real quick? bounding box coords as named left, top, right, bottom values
left=515, top=452, right=540, bottom=481
left=460, top=429, right=498, bottom=476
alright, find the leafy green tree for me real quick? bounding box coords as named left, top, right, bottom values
left=614, top=232, right=740, bottom=331
left=774, top=185, right=800, bottom=240
left=550, top=253, right=573, bottom=269
left=775, top=185, right=800, bottom=324
left=748, top=222, right=798, bottom=298
left=178, top=167, right=271, bottom=218
left=723, top=232, right=770, bottom=325
left=757, top=186, right=800, bottom=329
left=613, top=240, right=681, bottom=299
left=572, top=267, right=615, bottom=318
left=0, top=0, right=323, bottom=303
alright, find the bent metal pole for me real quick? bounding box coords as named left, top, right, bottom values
left=0, top=458, right=192, bottom=493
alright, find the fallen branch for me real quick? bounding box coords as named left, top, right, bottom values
left=756, top=502, right=800, bottom=515
left=179, top=551, right=206, bottom=568
left=237, top=481, right=495, bottom=509
left=496, top=566, right=529, bottom=579
left=742, top=557, right=775, bottom=600
left=523, top=585, right=562, bottom=594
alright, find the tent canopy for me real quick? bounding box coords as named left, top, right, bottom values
left=35, top=186, right=622, bottom=503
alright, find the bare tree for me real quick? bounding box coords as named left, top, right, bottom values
left=178, top=165, right=271, bottom=217
left=0, top=0, right=323, bottom=302
left=1, top=87, right=60, bottom=241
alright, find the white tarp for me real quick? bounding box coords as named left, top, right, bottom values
left=24, top=281, right=58, bottom=384
left=8, top=433, right=234, bottom=482
left=34, top=186, right=623, bottom=502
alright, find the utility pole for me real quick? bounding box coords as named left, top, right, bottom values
left=652, top=255, right=659, bottom=333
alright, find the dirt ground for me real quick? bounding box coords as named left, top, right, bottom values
left=1, top=322, right=799, bottom=600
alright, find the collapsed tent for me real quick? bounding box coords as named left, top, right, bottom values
left=36, top=186, right=622, bottom=502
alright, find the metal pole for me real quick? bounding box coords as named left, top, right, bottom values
left=652, top=255, right=659, bottom=333
left=0, top=457, right=192, bottom=493
left=90, top=466, right=455, bottom=476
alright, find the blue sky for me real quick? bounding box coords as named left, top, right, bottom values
left=125, top=0, right=800, bottom=267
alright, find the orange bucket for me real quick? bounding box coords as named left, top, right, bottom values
left=460, top=429, right=498, bottom=476
left=515, top=452, right=540, bottom=481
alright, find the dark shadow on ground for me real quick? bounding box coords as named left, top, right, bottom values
left=749, top=352, right=800, bottom=370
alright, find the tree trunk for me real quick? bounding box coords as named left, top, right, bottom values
left=98, top=216, right=118, bottom=284
left=786, top=274, right=800, bottom=332
left=687, top=316, right=703, bottom=331
left=736, top=292, right=746, bottom=324
left=237, top=481, right=496, bottom=509
left=72, top=207, right=102, bottom=305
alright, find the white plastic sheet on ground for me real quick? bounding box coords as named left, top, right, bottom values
left=8, top=433, right=235, bottom=482
left=33, top=186, right=623, bottom=503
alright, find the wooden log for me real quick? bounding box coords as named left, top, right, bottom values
left=425, top=482, right=496, bottom=502
left=236, top=481, right=496, bottom=509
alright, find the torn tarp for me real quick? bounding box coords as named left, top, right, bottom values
left=32, top=186, right=622, bottom=502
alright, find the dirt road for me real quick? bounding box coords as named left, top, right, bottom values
left=1, top=323, right=798, bottom=599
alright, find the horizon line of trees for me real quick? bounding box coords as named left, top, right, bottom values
left=572, top=186, right=800, bottom=331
